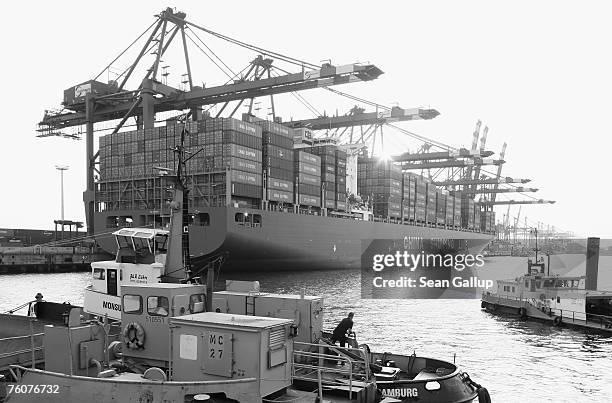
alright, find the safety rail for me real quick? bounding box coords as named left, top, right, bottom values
left=292, top=341, right=372, bottom=400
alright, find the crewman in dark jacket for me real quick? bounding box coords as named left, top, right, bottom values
left=331, top=312, right=354, bottom=347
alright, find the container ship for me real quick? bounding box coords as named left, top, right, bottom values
left=93, top=116, right=493, bottom=271
left=37, top=8, right=505, bottom=272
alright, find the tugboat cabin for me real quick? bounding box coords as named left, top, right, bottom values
left=84, top=228, right=169, bottom=320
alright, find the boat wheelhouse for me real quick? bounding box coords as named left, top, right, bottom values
left=83, top=228, right=169, bottom=320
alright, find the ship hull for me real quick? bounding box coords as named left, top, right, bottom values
left=95, top=207, right=493, bottom=271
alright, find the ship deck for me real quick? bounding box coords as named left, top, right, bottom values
left=482, top=293, right=612, bottom=333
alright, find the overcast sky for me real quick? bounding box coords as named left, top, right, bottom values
left=0, top=1, right=610, bottom=237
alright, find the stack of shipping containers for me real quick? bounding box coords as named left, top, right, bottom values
left=201, top=118, right=263, bottom=208
left=425, top=179, right=437, bottom=224
left=357, top=158, right=402, bottom=219
left=402, top=173, right=416, bottom=222
left=335, top=150, right=348, bottom=211
left=253, top=120, right=295, bottom=206
left=435, top=190, right=447, bottom=226
left=99, top=117, right=264, bottom=209
left=414, top=175, right=427, bottom=222
left=474, top=203, right=481, bottom=233
left=452, top=192, right=462, bottom=229
left=480, top=210, right=496, bottom=233
left=445, top=192, right=454, bottom=227
left=461, top=193, right=475, bottom=230
left=98, top=120, right=496, bottom=232
left=294, top=150, right=322, bottom=208
left=308, top=145, right=338, bottom=210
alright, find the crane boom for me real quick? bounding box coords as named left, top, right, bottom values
left=286, top=106, right=439, bottom=130
left=468, top=187, right=538, bottom=194
left=400, top=159, right=503, bottom=170
left=39, top=63, right=383, bottom=132
left=434, top=177, right=531, bottom=186
left=479, top=200, right=555, bottom=206
left=391, top=149, right=494, bottom=162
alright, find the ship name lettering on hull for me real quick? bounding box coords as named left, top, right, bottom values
left=381, top=388, right=419, bottom=398
left=102, top=301, right=121, bottom=311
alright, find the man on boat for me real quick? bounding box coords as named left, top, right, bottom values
left=28, top=293, right=44, bottom=317
left=331, top=312, right=354, bottom=348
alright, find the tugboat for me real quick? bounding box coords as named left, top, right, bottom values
left=481, top=237, right=612, bottom=332
left=2, top=121, right=490, bottom=402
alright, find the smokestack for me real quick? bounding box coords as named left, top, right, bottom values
left=585, top=237, right=600, bottom=290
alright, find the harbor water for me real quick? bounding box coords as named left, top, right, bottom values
left=1, top=256, right=611, bottom=402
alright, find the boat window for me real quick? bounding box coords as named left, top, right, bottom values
left=147, top=296, right=169, bottom=317
left=154, top=235, right=168, bottom=253
left=557, top=296, right=561, bottom=303
left=123, top=295, right=142, bottom=314
left=189, top=294, right=206, bottom=313
left=512, top=287, right=516, bottom=292
left=234, top=213, right=262, bottom=227
left=93, top=268, right=105, bottom=280
left=524, top=281, right=529, bottom=288
left=117, top=235, right=131, bottom=249
left=195, top=213, right=210, bottom=227
left=132, top=237, right=150, bottom=253
left=536, top=281, right=542, bottom=289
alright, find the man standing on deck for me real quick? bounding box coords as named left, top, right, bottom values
left=29, top=293, right=44, bottom=317
left=331, top=312, right=354, bottom=347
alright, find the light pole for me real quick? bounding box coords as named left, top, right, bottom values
left=55, top=165, right=69, bottom=220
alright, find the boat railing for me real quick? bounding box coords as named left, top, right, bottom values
left=483, top=293, right=612, bottom=330
left=292, top=341, right=372, bottom=400
left=548, top=308, right=612, bottom=329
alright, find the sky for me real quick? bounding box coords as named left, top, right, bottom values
left=0, top=1, right=610, bottom=237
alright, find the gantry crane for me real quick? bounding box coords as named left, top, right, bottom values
left=37, top=8, right=383, bottom=235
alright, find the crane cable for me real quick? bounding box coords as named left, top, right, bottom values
left=184, top=31, right=235, bottom=80
left=185, top=20, right=319, bottom=70
left=93, top=20, right=158, bottom=81
left=185, top=26, right=237, bottom=79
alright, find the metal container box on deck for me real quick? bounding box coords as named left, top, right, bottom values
left=120, top=283, right=207, bottom=367
left=213, top=281, right=323, bottom=344
left=169, top=312, right=293, bottom=399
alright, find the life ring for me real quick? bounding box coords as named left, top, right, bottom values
left=477, top=387, right=492, bottom=403
left=518, top=307, right=527, bottom=318
left=123, top=322, right=146, bottom=349
left=552, top=316, right=562, bottom=327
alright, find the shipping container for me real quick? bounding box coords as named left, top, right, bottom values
left=298, top=194, right=321, bottom=207
left=267, top=177, right=294, bottom=193
left=297, top=172, right=320, bottom=186
left=294, top=151, right=320, bottom=165
left=267, top=189, right=293, bottom=203
left=294, top=162, right=321, bottom=176
left=231, top=170, right=263, bottom=187
left=223, top=144, right=262, bottom=163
